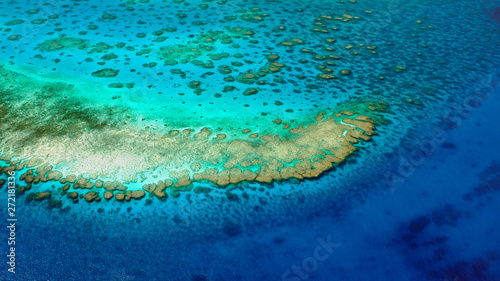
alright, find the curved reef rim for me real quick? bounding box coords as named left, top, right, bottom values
left=0, top=66, right=384, bottom=202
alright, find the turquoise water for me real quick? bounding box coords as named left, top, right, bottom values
left=1, top=0, right=500, bottom=280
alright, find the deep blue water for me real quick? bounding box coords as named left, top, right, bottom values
left=1, top=0, right=500, bottom=280
left=1, top=83, right=499, bottom=281
left=1, top=80, right=499, bottom=281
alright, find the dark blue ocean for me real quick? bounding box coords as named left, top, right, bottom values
left=1, top=0, right=500, bottom=280
left=4, top=86, right=500, bottom=281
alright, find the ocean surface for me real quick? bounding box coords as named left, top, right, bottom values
left=0, top=0, right=500, bottom=280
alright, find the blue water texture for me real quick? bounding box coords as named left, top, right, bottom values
left=1, top=71, right=499, bottom=281
left=1, top=0, right=500, bottom=280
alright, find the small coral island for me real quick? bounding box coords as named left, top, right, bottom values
left=0, top=65, right=380, bottom=204
left=0, top=109, right=376, bottom=203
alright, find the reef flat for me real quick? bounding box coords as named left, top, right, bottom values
left=0, top=65, right=379, bottom=202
